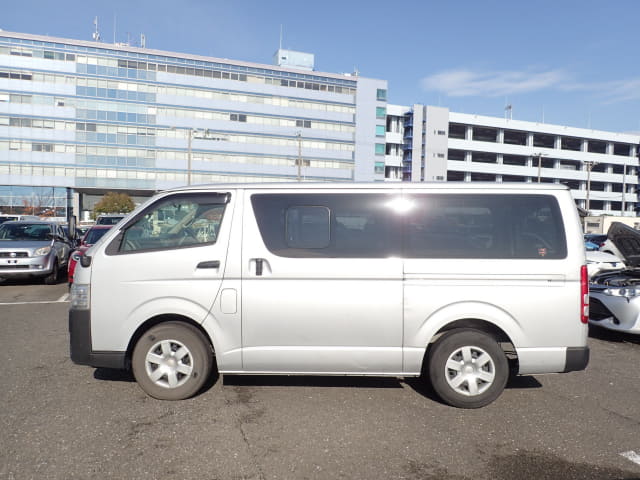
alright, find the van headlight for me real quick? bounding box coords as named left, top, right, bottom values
left=603, top=287, right=640, bottom=299
left=34, top=246, right=52, bottom=256
left=70, top=283, right=90, bottom=310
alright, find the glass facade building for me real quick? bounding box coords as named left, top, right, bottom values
left=0, top=31, right=387, bottom=219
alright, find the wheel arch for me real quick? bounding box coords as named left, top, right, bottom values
left=124, top=314, right=215, bottom=370
left=412, top=301, right=524, bottom=374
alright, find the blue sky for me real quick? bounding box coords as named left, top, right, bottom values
left=2, top=0, right=639, bottom=134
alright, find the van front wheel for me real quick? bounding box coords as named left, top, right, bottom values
left=428, top=329, right=508, bottom=408
left=132, top=322, right=213, bottom=400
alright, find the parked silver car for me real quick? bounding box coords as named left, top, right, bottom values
left=589, top=222, right=640, bottom=334
left=0, top=221, right=72, bottom=284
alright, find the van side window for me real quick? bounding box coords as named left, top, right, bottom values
left=116, top=193, right=228, bottom=253
left=286, top=206, right=330, bottom=249
left=405, top=194, right=567, bottom=259
left=252, top=193, right=401, bottom=258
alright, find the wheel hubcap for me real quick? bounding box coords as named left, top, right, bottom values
left=145, top=339, right=194, bottom=389
left=444, top=345, right=496, bottom=396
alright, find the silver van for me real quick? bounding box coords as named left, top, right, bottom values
left=69, top=183, right=589, bottom=408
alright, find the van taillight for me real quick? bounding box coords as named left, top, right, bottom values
left=581, top=265, right=589, bottom=324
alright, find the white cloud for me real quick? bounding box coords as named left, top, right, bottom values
left=600, top=78, right=640, bottom=103
left=421, top=68, right=640, bottom=107
left=421, top=68, right=570, bottom=97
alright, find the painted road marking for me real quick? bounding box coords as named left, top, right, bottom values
left=621, top=451, right=640, bottom=466
left=0, top=293, right=69, bottom=306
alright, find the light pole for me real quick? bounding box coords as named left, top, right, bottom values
left=187, top=129, right=193, bottom=186
left=622, top=161, right=627, bottom=216
left=184, top=128, right=228, bottom=186
left=534, top=152, right=549, bottom=183
left=584, top=160, right=597, bottom=213
left=296, top=131, right=302, bottom=182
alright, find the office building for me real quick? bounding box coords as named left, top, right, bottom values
left=0, top=31, right=387, bottom=219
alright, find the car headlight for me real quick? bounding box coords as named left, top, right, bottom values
left=34, top=246, right=52, bottom=256
left=70, top=283, right=90, bottom=310
left=603, top=287, right=640, bottom=298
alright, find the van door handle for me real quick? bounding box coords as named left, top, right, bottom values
left=255, top=259, right=263, bottom=276
left=196, top=260, right=220, bottom=269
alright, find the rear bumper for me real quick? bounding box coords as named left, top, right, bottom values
left=564, top=346, right=590, bottom=372
left=68, top=309, right=126, bottom=369
left=516, top=346, right=589, bottom=374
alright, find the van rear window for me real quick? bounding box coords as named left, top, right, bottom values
left=404, top=194, right=567, bottom=259
left=251, top=193, right=567, bottom=259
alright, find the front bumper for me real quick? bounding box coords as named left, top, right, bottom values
left=0, top=254, right=54, bottom=278
left=69, top=309, right=127, bottom=369
left=589, top=293, right=640, bottom=334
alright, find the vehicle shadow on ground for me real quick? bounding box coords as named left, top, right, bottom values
left=404, top=374, right=542, bottom=405
left=588, top=324, right=640, bottom=345
left=0, top=273, right=68, bottom=286
left=94, top=368, right=135, bottom=382
left=223, top=375, right=404, bottom=389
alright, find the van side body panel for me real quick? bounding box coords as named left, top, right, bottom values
left=88, top=191, right=237, bottom=356
left=70, top=183, right=588, bottom=394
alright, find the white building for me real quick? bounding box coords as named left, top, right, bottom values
left=387, top=104, right=640, bottom=216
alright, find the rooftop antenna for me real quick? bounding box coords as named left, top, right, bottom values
left=140, top=33, right=146, bottom=48
left=504, top=102, right=513, bottom=120
left=113, top=14, right=116, bottom=43
left=279, top=24, right=283, bottom=50
left=92, top=16, right=101, bottom=42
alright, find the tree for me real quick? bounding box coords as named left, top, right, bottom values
left=93, top=192, right=135, bottom=217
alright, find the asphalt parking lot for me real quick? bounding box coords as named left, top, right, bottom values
left=1, top=281, right=640, bottom=480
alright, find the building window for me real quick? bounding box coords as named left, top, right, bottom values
left=376, top=89, right=387, bottom=101
left=375, top=143, right=385, bottom=155
left=448, top=123, right=466, bottom=139
left=376, top=107, right=386, bottom=119
left=296, top=120, right=311, bottom=128
left=230, top=113, right=247, bottom=122
left=375, top=125, right=385, bottom=137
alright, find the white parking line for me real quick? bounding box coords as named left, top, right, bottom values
left=0, top=293, right=69, bottom=306
left=621, top=451, right=640, bottom=466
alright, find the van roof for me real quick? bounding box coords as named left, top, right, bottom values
left=163, top=182, right=570, bottom=194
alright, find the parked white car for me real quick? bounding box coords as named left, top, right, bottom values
left=590, top=222, right=640, bottom=334
left=585, top=250, right=624, bottom=278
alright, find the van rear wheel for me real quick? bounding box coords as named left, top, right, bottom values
left=428, top=328, right=508, bottom=408
left=132, top=322, right=213, bottom=400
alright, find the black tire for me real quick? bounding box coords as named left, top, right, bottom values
left=428, top=328, right=508, bottom=409
left=43, top=260, right=59, bottom=285
left=132, top=322, right=213, bottom=400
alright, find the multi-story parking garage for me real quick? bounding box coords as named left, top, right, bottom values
left=386, top=105, right=640, bottom=216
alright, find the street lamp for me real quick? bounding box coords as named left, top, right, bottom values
left=534, top=152, right=549, bottom=183
left=184, top=128, right=228, bottom=186
left=296, top=131, right=302, bottom=182
left=622, top=161, right=627, bottom=216
left=584, top=160, right=597, bottom=213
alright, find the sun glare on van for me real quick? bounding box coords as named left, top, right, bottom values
left=385, top=197, right=414, bottom=214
